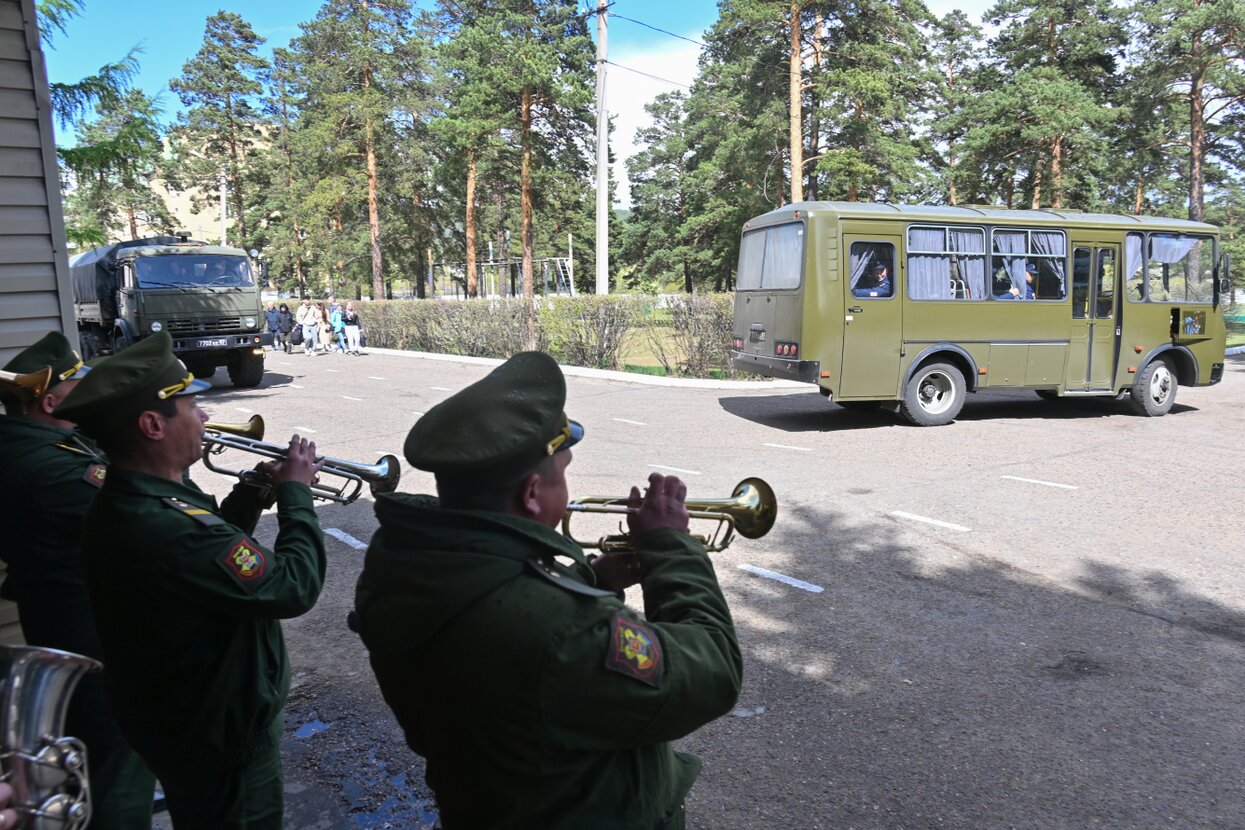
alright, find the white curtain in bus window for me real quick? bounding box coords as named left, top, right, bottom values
left=992, top=231, right=1026, bottom=297
left=760, top=224, right=804, bottom=289
left=1125, top=233, right=1144, bottom=301
left=906, top=226, right=985, bottom=300
left=849, top=241, right=894, bottom=294
left=951, top=229, right=986, bottom=299
left=1031, top=231, right=1066, bottom=298
left=737, top=229, right=767, bottom=290
left=1148, top=234, right=1212, bottom=303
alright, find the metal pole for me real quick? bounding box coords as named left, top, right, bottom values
left=594, top=0, right=609, bottom=295
left=568, top=233, right=574, bottom=294
left=219, top=170, right=227, bottom=246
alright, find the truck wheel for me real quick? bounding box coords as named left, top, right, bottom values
left=1129, top=358, right=1177, bottom=416
left=227, top=350, right=265, bottom=388
left=187, top=361, right=216, bottom=380
left=900, top=362, right=966, bottom=426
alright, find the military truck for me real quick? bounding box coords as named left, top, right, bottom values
left=70, top=235, right=272, bottom=387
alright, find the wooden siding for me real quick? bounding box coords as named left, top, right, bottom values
left=0, top=0, right=75, bottom=646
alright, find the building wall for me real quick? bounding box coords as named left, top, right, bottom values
left=0, top=0, right=75, bottom=644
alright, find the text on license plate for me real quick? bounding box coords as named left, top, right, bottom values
left=196, top=337, right=228, bottom=348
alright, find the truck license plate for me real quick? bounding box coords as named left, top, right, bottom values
left=195, top=337, right=228, bottom=349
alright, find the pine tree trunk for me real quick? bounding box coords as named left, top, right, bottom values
left=225, top=95, right=246, bottom=244
left=1050, top=136, right=1063, bottom=209
left=520, top=86, right=536, bottom=350
left=1134, top=174, right=1144, bottom=215
left=466, top=149, right=478, bottom=298
left=127, top=206, right=138, bottom=240
left=808, top=13, right=824, bottom=202
left=364, top=58, right=384, bottom=301
left=1030, top=150, right=1043, bottom=209
left=788, top=1, right=803, bottom=204
left=1188, top=34, right=1206, bottom=223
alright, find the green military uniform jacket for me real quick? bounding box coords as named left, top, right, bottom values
left=83, top=470, right=326, bottom=770
left=354, top=494, right=743, bottom=830
left=0, top=416, right=107, bottom=654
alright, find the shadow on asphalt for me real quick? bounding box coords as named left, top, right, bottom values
left=718, top=388, right=1200, bottom=431
left=262, top=491, right=1245, bottom=829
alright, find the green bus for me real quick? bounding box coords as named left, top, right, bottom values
left=730, top=203, right=1230, bottom=426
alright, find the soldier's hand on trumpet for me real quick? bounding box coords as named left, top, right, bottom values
left=0, top=782, right=16, bottom=830
left=268, top=434, right=325, bottom=487
left=590, top=473, right=690, bottom=592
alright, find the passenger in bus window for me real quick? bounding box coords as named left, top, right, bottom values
left=853, top=263, right=892, bottom=298
left=995, top=263, right=1037, bottom=300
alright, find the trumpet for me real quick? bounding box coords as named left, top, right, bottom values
left=0, top=367, right=53, bottom=406
left=563, top=477, right=777, bottom=553
left=202, top=415, right=401, bottom=504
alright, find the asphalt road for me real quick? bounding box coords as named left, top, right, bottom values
left=177, top=346, right=1245, bottom=830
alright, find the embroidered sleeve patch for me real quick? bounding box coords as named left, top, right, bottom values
left=216, top=536, right=268, bottom=593
left=604, top=612, right=664, bottom=687
left=82, top=464, right=107, bottom=488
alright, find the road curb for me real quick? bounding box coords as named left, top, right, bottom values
left=1227, top=345, right=1245, bottom=356
left=360, top=347, right=808, bottom=391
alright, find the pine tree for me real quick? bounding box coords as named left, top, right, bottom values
left=170, top=11, right=269, bottom=247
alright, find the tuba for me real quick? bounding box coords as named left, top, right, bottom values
left=564, top=477, right=777, bottom=553
left=0, top=645, right=100, bottom=830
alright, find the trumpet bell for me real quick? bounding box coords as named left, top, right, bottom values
left=204, top=415, right=265, bottom=441
left=688, top=477, right=777, bottom=540
left=0, top=367, right=54, bottom=405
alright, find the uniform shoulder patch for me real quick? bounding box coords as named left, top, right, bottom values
left=82, top=464, right=107, bottom=488
left=216, top=535, right=268, bottom=593
left=604, top=611, right=664, bottom=687
left=161, top=496, right=225, bottom=527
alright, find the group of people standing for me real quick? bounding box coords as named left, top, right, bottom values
left=265, top=297, right=363, bottom=355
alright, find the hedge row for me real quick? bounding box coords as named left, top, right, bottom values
left=354, top=294, right=741, bottom=378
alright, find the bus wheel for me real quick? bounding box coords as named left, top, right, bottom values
left=1129, top=358, right=1177, bottom=417
left=900, top=362, right=965, bottom=426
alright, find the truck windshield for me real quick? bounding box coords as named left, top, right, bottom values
left=134, top=255, right=254, bottom=287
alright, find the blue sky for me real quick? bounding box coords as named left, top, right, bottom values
left=42, top=0, right=992, bottom=203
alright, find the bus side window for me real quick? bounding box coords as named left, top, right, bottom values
left=1072, top=248, right=1091, bottom=319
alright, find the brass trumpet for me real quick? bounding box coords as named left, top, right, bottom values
left=0, top=367, right=53, bottom=405
left=563, top=477, right=777, bottom=553
left=202, top=415, right=401, bottom=504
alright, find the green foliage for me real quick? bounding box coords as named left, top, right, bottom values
left=540, top=296, right=643, bottom=369
left=644, top=294, right=737, bottom=378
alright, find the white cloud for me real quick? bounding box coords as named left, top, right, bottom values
left=606, top=40, right=702, bottom=208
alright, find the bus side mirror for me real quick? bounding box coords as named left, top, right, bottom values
left=1220, top=253, right=1231, bottom=294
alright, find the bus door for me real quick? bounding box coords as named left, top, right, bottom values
left=1068, top=243, right=1120, bottom=388
left=839, top=236, right=902, bottom=398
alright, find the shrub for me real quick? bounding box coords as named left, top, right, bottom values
left=542, top=296, right=643, bottom=370
left=645, top=293, right=737, bottom=377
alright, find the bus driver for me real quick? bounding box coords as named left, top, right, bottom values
left=853, top=263, right=893, bottom=298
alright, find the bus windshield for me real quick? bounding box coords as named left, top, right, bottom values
left=134, top=255, right=254, bottom=288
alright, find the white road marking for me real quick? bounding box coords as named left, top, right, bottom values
left=763, top=442, right=811, bottom=452
left=324, top=369, right=340, bottom=373
left=890, top=511, right=971, bottom=533
left=342, top=396, right=364, bottom=401
left=289, top=384, right=304, bottom=389
left=738, top=564, right=824, bottom=593
left=1001, top=475, right=1078, bottom=490
left=430, top=386, right=453, bottom=391
left=411, top=411, right=425, bottom=417
left=325, top=528, right=368, bottom=550
left=612, top=418, right=647, bottom=426
left=293, top=426, right=317, bottom=434
left=368, top=376, right=387, bottom=380
left=234, top=407, right=253, bottom=413
left=649, top=464, right=702, bottom=475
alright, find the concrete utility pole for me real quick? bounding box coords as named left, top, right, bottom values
left=595, top=0, right=609, bottom=295
left=219, top=169, right=228, bottom=247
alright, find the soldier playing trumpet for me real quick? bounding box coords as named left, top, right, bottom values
left=53, top=331, right=327, bottom=830
left=0, top=331, right=156, bottom=829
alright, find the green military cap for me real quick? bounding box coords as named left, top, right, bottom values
left=53, top=331, right=210, bottom=437
left=405, top=351, right=583, bottom=479
left=3, top=330, right=90, bottom=390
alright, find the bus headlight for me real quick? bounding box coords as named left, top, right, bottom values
left=150, top=321, right=163, bottom=332
left=244, top=316, right=257, bottom=329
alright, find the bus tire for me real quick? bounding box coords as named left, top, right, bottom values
left=1129, top=358, right=1177, bottom=417
left=227, top=350, right=265, bottom=388
left=900, top=362, right=966, bottom=426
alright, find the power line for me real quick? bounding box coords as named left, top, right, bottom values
left=610, top=13, right=707, bottom=50
left=604, top=60, right=690, bottom=89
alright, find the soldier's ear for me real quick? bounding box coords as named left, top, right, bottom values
left=135, top=410, right=166, bottom=441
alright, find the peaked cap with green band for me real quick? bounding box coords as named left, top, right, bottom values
left=404, top=351, right=583, bottom=479
left=53, top=331, right=210, bottom=437
left=3, top=330, right=90, bottom=389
